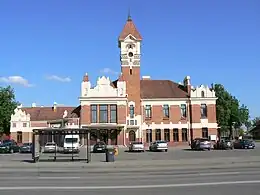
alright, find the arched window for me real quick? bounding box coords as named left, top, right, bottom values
left=129, top=130, right=136, bottom=142
left=201, top=91, right=205, bottom=97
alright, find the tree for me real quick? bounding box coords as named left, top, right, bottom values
left=252, top=117, right=260, bottom=127
left=0, top=86, right=19, bottom=135
left=212, top=84, right=249, bottom=138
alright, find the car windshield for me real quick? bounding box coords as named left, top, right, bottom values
left=23, top=143, right=32, bottom=146
left=244, top=140, right=252, bottom=144
left=65, top=138, right=78, bottom=143
left=156, top=141, right=167, bottom=144
left=199, top=139, right=209, bottom=142
left=132, top=142, right=143, bottom=144
left=46, top=143, right=56, bottom=146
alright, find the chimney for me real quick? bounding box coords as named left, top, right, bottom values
left=31, top=103, right=36, bottom=108
left=183, top=76, right=191, bottom=95
left=142, top=76, right=151, bottom=80
left=53, top=102, right=57, bottom=112
left=83, top=73, right=89, bottom=82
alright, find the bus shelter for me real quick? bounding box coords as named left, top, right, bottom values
left=32, top=128, right=91, bottom=163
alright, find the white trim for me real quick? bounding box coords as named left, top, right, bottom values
left=128, top=101, right=135, bottom=107
left=79, top=97, right=127, bottom=106
left=142, top=100, right=188, bottom=106
left=142, top=98, right=188, bottom=101
left=141, top=122, right=218, bottom=130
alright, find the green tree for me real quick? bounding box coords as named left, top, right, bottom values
left=212, top=84, right=249, bottom=138
left=0, top=86, right=19, bottom=134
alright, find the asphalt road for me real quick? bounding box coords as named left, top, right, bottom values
left=0, top=165, right=260, bottom=194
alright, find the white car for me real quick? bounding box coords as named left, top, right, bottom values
left=129, top=141, right=145, bottom=152
left=63, top=134, right=80, bottom=153
left=43, top=142, right=58, bottom=153
left=149, top=140, right=168, bottom=152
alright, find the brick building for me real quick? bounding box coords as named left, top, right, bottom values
left=10, top=16, right=218, bottom=146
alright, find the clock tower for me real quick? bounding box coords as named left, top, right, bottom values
left=118, top=14, right=142, bottom=133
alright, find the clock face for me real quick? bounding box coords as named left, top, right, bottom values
left=128, top=52, right=133, bottom=57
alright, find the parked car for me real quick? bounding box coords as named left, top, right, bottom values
left=149, top=140, right=168, bottom=152
left=233, top=139, right=255, bottom=149
left=63, top=134, right=80, bottom=153
left=129, top=141, right=145, bottom=152
left=214, top=139, right=233, bottom=150
left=191, top=138, right=211, bottom=150
left=43, top=142, right=58, bottom=153
left=0, top=141, right=20, bottom=153
left=93, top=141, right=106, bottom=153
left=20, top=142, right=33, bottom=153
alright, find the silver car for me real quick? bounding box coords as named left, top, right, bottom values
left=149, top=140, right=168, bottom=152
left=43, top=142, right=58, bottom=153
left=129, top=141, right=145, bottom=152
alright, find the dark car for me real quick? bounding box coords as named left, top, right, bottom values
left=233, top=139, right=255, bottom=149
left=20, top=143, right=33, bottom=153
left=0, top=142, right=20, bottom=153
left=214, top=139, right=233, bottom=150
left=191, top=138, right=211, bottom=150
left=93, top=142, right=106, bottom=153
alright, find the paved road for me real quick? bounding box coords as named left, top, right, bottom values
left=0, top=165, right=260, bottom=194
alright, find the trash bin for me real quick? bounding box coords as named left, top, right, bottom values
left=105, top=148, right=115, bottom=162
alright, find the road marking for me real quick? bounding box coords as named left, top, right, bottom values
left=0, top=171, right=257, bottom=180
left=0, top=180, right=260, bottom=190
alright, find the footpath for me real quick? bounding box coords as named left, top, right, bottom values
left=1, top=156, right=260, bottom=173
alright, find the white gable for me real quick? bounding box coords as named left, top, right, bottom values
left=81, top=76, right=126, bottom=98
left=190, top=85, right=216, bottom=98
left=11, top=108, right=30, bottom=122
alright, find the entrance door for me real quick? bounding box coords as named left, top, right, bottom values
left=129, top=130, right=136, bottom=142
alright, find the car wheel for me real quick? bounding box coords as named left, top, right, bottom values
left=208, top=148, right=211, bottom=151
left=165, top=149, right=168, bottom=152
left=10, top=149, right=14, bottom=154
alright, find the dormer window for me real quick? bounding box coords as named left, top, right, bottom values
left=201, top=91, right=205, bottom=97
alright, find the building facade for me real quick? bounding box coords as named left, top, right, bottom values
left=10, top=16, right=218, bottom=146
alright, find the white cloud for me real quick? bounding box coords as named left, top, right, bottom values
left=100, top=68, right=118, bottom=75
left=0, top=76, right=34, bottom=87
left=46, top=75, right=71, bottom=82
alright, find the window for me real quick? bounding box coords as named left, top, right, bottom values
left=17, top=131, right=22, bottom=143
left=146, top=129, right=152, bottom=143
left=164, top=129, right=170, bottom=142
left=99, top=105, right=108, bottom=123
left=201, top=104, right=207, bottom=118
left=110, top=105, right=117, bottom=123
left=12, top=123, right=16, bottom=128
left=91, top=105, right=97, bottom=123
left=130, top=69, right=132, bottom=75
left=155, top=129, right=161, bottom=140
left=182, top=128, right=188, bottom=142
left=163, top=104, right=169, bottom=118
left=202, top=127, right=209, bottom=138
left=201, top=91, right=205, bottom=97
left=23, top=123, right=27, bottom=127
left=173, top=128, right=179, bottom=142
left=181, top=104, right=187, bottom=118
left=145, top=105, right=152, bottom=118
left=129, top=105, right=134, bottom=118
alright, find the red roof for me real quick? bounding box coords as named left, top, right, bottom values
left=22, top=106, right=80, bottom=121
left=118, top=17, right=142, bottom=41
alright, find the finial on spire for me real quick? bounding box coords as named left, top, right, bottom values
left=127, top=8, right=132, bottom=21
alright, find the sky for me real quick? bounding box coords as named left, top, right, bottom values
left=0, top=0, right=259, bottom=118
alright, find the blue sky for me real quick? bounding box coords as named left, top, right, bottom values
left=0, top=0, right=259, bottom=118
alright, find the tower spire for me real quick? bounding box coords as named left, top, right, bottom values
left=127, top=8, right=132, bottom=21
